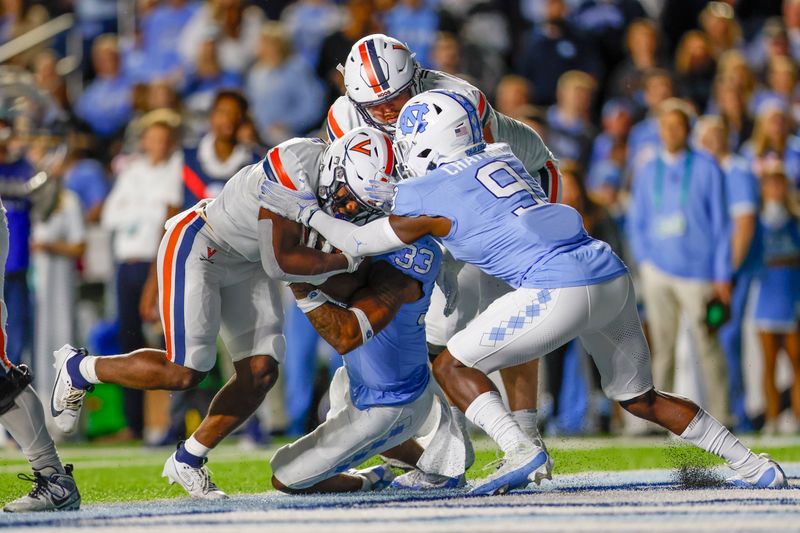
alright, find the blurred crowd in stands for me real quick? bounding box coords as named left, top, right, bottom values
left=1, top=0, right=799, bottom=444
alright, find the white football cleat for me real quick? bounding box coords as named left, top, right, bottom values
left=3, top=465, right=81, bottom=512
left=349, top=464, right=395, bottom=491
left=468, top=443, right=551, bottom=496
left=727, top=453, right=789, bottom=489
left=390, top=469, right=466, bottom=490
left=50, top=345, right=91, bottom=434
left=162, top=451, right=228, bottom=500
left=527, top=425, right=553, bottom=483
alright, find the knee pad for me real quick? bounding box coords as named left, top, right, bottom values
left=0, top=364, right=32, bottom=415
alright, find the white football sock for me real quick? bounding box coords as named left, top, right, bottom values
left=79, top=356, right=101, bottom=385
left=184, top=435, right=212, bottom=458
left=0, top=386, right=64, bottom=476
left=679, top=409, right=762, bottom=477
left=511, top=409, right=540, bottom=439
left=465, top=391, right=531, bottom=455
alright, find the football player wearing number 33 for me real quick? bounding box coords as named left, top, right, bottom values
left=260, top=89, right=788, bottom=495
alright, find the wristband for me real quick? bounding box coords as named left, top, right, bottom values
left=296, top=289, right=330, bottom=313
left=349, top=306, right=374, bottom=345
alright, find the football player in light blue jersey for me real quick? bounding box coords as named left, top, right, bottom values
left=270, top=128, right=470, bottom=494
left=260, top=91, right=788, bottom=495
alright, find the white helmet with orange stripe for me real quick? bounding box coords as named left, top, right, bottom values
left=342, top=34, right=418, bottom=133
left=262, top=137, right=327, bottom=192
left=318, top=126, right=396, bottom=225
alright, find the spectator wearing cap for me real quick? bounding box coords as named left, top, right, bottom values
left=102, top=114, right=183, bottom=440
left=546, top=70, right=598, bottom=167
left=695, top=115, right=759, bottom=431
left=245, top=22, right=324, bottom=147
left=741, top=99, right=800, bottom=189
left=747, top=17, right=791, bottom=76
left=179, top=0, right=263, bottom=75
left=515, top=0, right=603, bottom=106
left=699, top=1, right=743, bottom=59
left=75, top=34, right=134, bottom=140
left=626, top=68, right=674, bottom=172
left=587, top=98, right=633, bottom=209
left=751, top=159, right=800, bottom=434
left=628, top=98, right=732, bottom=424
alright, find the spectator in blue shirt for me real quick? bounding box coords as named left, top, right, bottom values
left=695, top=114, right=759, bottom=431
left=281, top=0, right=343, bottom=69
left=245, top=23, right=324, bottom=146
left=141, top=0, right=199, bottom=81
left=62, top=149, right=109, bottom=224
left=75, top=35, right=133, bottom=139
left=515, top=0, right=603, bottom=106
left=383, top=0, right=439, bottom=68
left=546, top=70, right=598, bottom=167
left=628, top=98, right=732, bottom=425
left=627, top=68, right=674, bottom=174
left=587, top=98, right=633, bottom=210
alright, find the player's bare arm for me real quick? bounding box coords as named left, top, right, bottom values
left=259, top=207, right=351, bottom=278
left=291, top=261, right=422, bottom=354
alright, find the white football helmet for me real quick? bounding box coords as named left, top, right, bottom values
left=393, top=89, right=487, bottom=178
left=318, top=126, right=397, bottom=225
left=342, top=34, right=418, bottom=132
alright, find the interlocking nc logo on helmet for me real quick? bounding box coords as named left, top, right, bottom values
left=398, top=104, right=430, bottom=135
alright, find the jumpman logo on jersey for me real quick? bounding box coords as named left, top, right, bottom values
left=398, top=104, right=430, bottom=135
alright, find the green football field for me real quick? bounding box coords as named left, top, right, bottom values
left=2, top=436, right=800, bottom=505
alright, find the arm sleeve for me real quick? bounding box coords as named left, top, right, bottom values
left=308, top=213, right=407, bottom=257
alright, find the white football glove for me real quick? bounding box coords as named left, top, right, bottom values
left=259, top=175, right=320, bottom=225
left=364, top=178, right=398, bottom=213
left=436, top=249, right=464, bottom=317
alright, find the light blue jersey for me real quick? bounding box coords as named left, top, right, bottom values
left=345, top=236, right=441, bottom=410
left=392, top=144, right=627, bottom=289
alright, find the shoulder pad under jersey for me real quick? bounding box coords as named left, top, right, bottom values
left=262, top=137, right=327, bottom=191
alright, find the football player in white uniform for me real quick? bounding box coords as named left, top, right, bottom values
left=325, top=34, right=559, bottom=467
left=271, top=128, right=470, bottom=493
left=50, top=137, right=359, bottom=499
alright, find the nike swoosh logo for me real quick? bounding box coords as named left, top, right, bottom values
left=50, top=364, right=65, bottom=418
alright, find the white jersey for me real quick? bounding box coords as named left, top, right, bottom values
left=203, top=137, right=327, bottom=262
left=326, top=69, right=561, bottom=202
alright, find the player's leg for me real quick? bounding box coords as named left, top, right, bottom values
left=271, top=369, right=433, bottom=494
left=479, top=271, right=547, bottom=447
left=434, top=285, right=590, bottom=494
left=50, top=212, right=215, bottom=433
left=163, top=265, right=284, bottom=499
left=581, top=274, right=787, bottom=488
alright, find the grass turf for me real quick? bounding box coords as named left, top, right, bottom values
left=2, top=440, right=799, bottom=505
